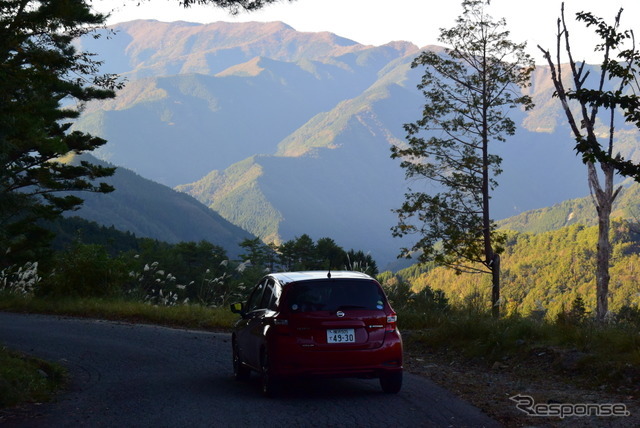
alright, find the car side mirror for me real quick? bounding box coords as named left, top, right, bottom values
left=230, top=302, right=245, bottom=316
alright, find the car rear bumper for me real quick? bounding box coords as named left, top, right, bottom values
left=269, top=330, right=403, bottom=378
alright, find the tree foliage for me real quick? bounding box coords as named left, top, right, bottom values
left=181, top=0, right=296, bottom=14
left=391, top=0, right=534, bottom=317
left=240, top=234, right=378, bottom=275
left=0, top=0, right=123, bottom=266
left=565, top=10, right=640, bottom=172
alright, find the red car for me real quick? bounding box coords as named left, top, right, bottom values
left=230, top=271, right=403, bottom=396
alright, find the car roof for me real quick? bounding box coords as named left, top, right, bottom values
left=269, top=271, right=374, bottom=285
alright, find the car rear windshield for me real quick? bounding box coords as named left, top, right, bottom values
left=285, top=280, right=386, bottom=313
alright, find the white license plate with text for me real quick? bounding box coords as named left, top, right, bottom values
left=327, top=329, right=355, bottom=343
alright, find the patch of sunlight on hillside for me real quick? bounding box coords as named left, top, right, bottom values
left=106, top=80, right=168, bottom=111
left=215, top=57, right=265, bottom=77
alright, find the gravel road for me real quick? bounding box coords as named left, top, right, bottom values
left=0, top=312, right=500, bottom=427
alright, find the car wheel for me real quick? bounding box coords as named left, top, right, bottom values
left=379, top=371, right=402, bottom=394
left=260, top=348, right=279, bottom=397
left=233, top=340, right=251, bottom=381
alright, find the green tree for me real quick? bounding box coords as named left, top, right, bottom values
left=315, top=237, right=347, bottom=270
left=391, top=0, right=534, bottom=317
left=173, top=240, right=227, bottom=280
left=181, top=0, right=295, bottom=13
left=0, top=0, right=122, bottom=266
left=293, top=234, right=317, bottom=267
left=345, top=249, right=378, bottom=276
left=277, top=234, right=318, bottom=271
left=40, top=243, right=130, bottom=298
left=239, top=237, right=271, bottom=266
left=537, top=4, right=640, bottom=321
left=238, top=237, right=277, bottom=280
left=277, top=239, right=296, bottom=271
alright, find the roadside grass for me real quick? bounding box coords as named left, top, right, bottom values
left=0, top=347, right=66, bottom=409
left=0, top=294, right=236, bottom=331
left=1, top=295, right=639, bottom=409
left=400, top=309, right=640, bottom=392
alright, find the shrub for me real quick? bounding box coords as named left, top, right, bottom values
left=411, top=286, right=449, bottom=313
left=556, top=296, right=591, bottom=326
left=617, top=304, right=640, bottom=329
left=39, top=243, right=130, bottom=298
left=381, top=276, right=413, bottom=311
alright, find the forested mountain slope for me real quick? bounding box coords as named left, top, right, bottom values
left=60, top=154, right=253, bottom=256
left=499, top=181, right=640, bottom=234
left=393, top=220, right=640, bottom=318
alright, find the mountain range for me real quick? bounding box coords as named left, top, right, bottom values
left=70, top=20, right=640, bottom=268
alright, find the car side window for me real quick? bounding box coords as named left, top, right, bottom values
left=269, top=281, right=281, bottom=310
left=246, top=279, right=267, bottom=312
left=259, top=279, right=273, bottom=309
left=260, top=279, right=278, bottom=310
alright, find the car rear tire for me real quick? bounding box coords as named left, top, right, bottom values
left=379, top=371, right=402, bottom=394
left=233, top=340, right=251, bottom=381
left=260, top=349, right=280, bottom=397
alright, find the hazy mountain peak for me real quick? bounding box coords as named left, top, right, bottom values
left=379, top=40, right=419, bottom=53
left=87, top=20, right=368, bottom=78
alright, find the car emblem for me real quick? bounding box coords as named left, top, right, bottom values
left=336, top=311, right=345, bottom=317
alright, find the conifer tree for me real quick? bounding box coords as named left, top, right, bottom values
left=0, top=0, right=122, bottom=265
left=182, top=0, right=294, bottom=14
left=391, top=0, right=534, bottom=317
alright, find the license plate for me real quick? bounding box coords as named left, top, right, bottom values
left=327, top=329, right=355, bottom=343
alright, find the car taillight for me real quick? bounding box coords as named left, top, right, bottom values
left=386, top=313, right=398, bottom=332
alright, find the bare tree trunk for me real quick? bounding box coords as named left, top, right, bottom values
left=491, top=253, right=500, bottom=318
left=595, top=215, right=610, bottom=321
left=481, top=49, right=500, bottom=318
left=588, top=161, right=620, bottom=322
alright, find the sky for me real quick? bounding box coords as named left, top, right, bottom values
left=94, top=0, right=639, bottom=64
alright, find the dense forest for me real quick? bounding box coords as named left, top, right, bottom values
left=383, top=220, right=640, bottom=319
left=0, top=216, right=378, bottom=307
left=31, top=214, right=640, bottom=320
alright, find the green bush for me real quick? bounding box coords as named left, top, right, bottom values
left=381, top=275, right=449, bottom=313
left=617, top=304, right=640, bottom=329
left=39, top=243, right=131, bottom=298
